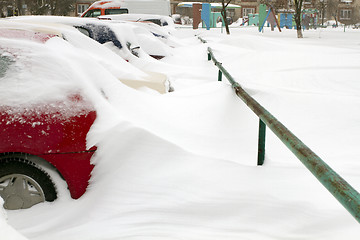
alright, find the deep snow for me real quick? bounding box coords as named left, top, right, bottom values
left=3, top=26, right=360, bottom=239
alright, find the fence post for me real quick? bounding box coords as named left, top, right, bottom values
left=257, top=119, right=266, bottom=165
left=218, top=70, right=222, bottom=81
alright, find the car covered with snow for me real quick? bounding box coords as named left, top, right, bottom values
left=76, top=21, right=172, bottom=60
left=80, top=0, right=171, bottom=18
left=3, top=17, right=174, bottom=93
left=98, top=13, right=175, bottom=28
left=0, top=27, right=101, bottom=210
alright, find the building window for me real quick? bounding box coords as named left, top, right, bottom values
left=304, top=0, right=312, bottom=4
left=340, top=9, right=351, bottom=19
left=77, top=4, right=90, bottom=15
left=243, top=8, right=254, bottom=17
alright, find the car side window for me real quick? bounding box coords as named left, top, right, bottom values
left=76, top=27, right=91, bottom=37
left=83, top=9, right=101, bottom=18
left=146, top=19, right=162, bottom=26
left=105, top=8, right=129, bottom=15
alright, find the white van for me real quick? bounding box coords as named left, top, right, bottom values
left=81, top=0, right=171, bottom=17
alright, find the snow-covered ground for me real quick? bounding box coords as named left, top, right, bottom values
left=3, top=26, right=360, bottom=239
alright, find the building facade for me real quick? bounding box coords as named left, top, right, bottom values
left=75, top=1, right=93, bottom=16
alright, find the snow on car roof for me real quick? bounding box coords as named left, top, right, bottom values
left=0, top=29, right=58, bottom=43
left=3, top=17, right=149, bottom=79
left=98, top=13, right=175, bottom=28
left=88, top=0, right=123, bottom=9
left=0, top=35, right=114, bottom=108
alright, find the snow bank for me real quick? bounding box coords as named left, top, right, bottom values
left=4, top=27, right=360, bottom=239
left=3, top=18, right=148, bottom=80
left=0, top=199, right=28, bottom=240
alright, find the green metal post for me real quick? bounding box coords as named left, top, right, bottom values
left=208, top=53, right=211, bottom=61
left=218, top=70, right=223, bottom=81
left=207, top=46, right=360, bottom=223
left=258, top=119, right=266, bottom=166
left=235, top=84, right=360, bottom=223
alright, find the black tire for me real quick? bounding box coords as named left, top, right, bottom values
left=0, top=158, right=57, bottom=210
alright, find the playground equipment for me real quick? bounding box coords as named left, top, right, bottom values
left=202, top=12, right=226, bottom=29
left=248, top=13, right=258, bottom=26
left=178, top=2, right=241, bottom=30
left=255, top=5, right=318, bottom=31
left=279, top=12, right=295, bottom=29
left=259, top=4, right=281, bottom=32
left=278, top=9, right=318, bottom=30
left=193, top=3, right=224, bottom=30
left=201, top=3, right=211, bottom=30
left=301, top=9, right=318, bottom=29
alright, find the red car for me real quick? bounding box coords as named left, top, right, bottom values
left=81, top=0, right=129, bottom=17
left=0, top=29, right=97, bottom=210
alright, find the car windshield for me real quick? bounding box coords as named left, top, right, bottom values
left=79, top=24, right=123, bottom=49
left=0, top=52, right=14, bottom=79
left=84, top=9, right=101, bottom=17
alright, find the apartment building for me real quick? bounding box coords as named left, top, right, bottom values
left=337, top=0, right=359, bottom=24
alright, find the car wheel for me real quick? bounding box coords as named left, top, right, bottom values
left=0, top=158, right=57, bottom=210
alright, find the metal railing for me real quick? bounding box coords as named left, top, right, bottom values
left=203, top=40, right=360, bottom=223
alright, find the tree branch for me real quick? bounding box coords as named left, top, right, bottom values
left=225, top=0, right=232, bottom=8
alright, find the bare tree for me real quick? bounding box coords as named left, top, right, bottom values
left=0, top=0, right=18, bottom=16
left=23, top=0, right=49, bottom=15
left=0, top=0, right=8, bottom=17
left=48, top=0, right=75, bottom=16
left=0, top=0, right=75, bottom=16
left=326, top=0, right=339, bottom=26
left=293, top=0, right=304, bottom=38
left=316, top=0, right=327, bottom=26
left=272, top=0, right=288, bottom=10
left=221, top=0, right=232, bottom=35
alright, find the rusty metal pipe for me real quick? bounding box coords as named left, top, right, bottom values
left=207, top=46, right=360, bottom=223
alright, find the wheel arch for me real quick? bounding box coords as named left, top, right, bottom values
left=0, top=152, right=65, bottom=180
left=0, top=151, right=95, bottom=200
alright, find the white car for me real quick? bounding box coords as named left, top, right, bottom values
left=98, top=13, right=175, bottom=28
left=3, top=18, right=173, bottom=93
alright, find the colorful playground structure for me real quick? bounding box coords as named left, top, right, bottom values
left=180, top=2, right=318, bottom=31
left=256, top=4, right=319, bottom=31
left=178, top=2, right=241, bottom=29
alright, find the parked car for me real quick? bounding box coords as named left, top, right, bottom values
left=76, top=22, right=171, bottom=60
left=80, top=0, right=171, bottom=18
left=98, top=13, right=175, bottom=28
left=73, top=19, right=174, bottom=61
left=81, top=0, right=129, bottom=17
left=0, top=28, right=98, bottom=210
left=3, top=18, right=174, bottom=93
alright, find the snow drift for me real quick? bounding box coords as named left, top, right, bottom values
left=2, top=26, right=360, bottom=239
